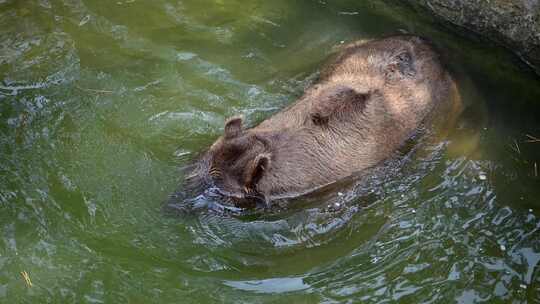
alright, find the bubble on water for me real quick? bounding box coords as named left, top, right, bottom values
left=224, top=277, right=310, bottom=294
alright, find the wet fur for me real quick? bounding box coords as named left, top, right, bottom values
left=185, top=35, right=457, bottom=205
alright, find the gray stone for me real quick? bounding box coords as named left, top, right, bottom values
left=402, top=0, right=540, bottom=75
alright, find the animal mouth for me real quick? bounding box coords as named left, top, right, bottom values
left=211, top=185, right=267, bottom=208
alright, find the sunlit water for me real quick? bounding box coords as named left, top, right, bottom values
left=1, top=0, right=540, bottom=302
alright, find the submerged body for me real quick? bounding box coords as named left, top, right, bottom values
left=186, top=35, right=459, bottom=205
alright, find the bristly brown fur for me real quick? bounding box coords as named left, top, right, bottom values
left=185, top=35, right=460, bottom=205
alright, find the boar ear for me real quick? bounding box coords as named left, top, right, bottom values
left=311, top=86, right=369, bottom=125
left=224, top=116, right=243, bottom=139
left=244, top=153, right=271, bottom=189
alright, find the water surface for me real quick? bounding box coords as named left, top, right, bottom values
left=1, top=0, right=540, bottom=302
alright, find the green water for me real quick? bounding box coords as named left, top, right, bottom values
left=1, top=0, right=540, bottom=302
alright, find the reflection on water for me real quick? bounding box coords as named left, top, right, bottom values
left=1, top=0, right=540, bottom=302
left=224, top=277, right=310, bottom=294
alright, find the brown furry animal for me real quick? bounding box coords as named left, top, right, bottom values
left=185, top=35, right=459, bottom=205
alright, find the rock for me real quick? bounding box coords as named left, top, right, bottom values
left=401, top=0, right=540, bottom=75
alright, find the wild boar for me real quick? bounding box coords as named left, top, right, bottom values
left=182, top=35, right=459, bottom=207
